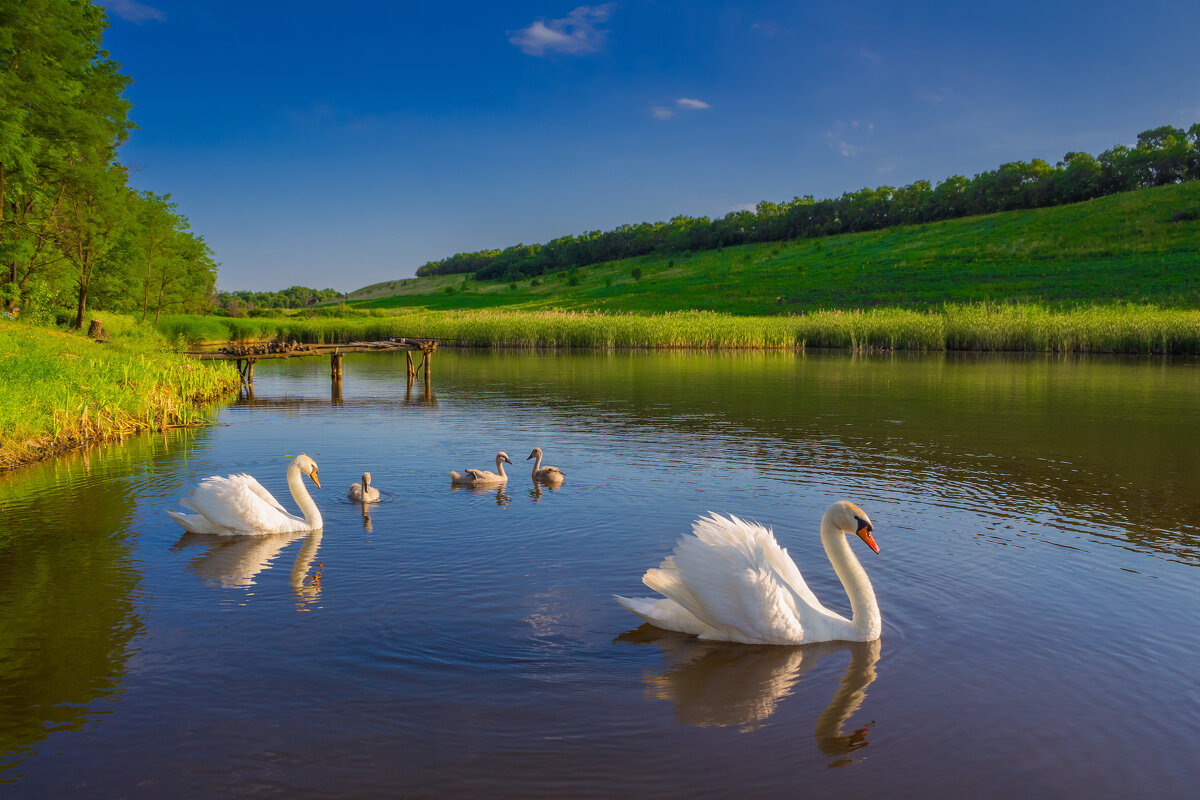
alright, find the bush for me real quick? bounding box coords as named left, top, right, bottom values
left=631, top=266, right=643, bottom=281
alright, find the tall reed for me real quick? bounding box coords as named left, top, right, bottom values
left=160, top=305, right=1200, bottom=354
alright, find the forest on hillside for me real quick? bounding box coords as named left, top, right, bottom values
left=417, top=124, right=1200, bottom=282
left=0, top=0, right=216, bottom=327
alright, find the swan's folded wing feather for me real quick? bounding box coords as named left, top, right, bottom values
left=464, top=469, right=487, bottom=480
left=662, top=513, right=808, bottom=644
left=231, top=474, right=290, bottom=514
left=183, top=474, right=295, bottom=533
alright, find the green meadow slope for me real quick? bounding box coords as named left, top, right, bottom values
left=347, top=182, right=1200, bottom=314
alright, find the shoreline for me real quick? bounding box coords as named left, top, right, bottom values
left=0, top=320, right=242, bottom=473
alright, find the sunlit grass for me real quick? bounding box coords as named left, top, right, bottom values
left=0, top=315, right=241, bottom=471
left=158, top=305, right=1200, bottom=354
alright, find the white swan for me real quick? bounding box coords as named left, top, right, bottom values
left=450, top=452, right=512, bottom=486
left=349, top=472, right=380, bottom=502
left=166, top=454, right=323, bottom=534
left=526, top=447, right=565, bottom=484
left=616, top=501, right=880, bottom=644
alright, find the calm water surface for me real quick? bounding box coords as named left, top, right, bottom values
left=2, top=350, right=1199, bottom=798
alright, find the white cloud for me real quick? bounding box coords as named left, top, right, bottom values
left=98, top=0, right=166, bottom=23
left=826, top=120, right=875, bottom=157
left=509, top=5, right=614, bottom=56
left=653, top=97, right=711, bottom=120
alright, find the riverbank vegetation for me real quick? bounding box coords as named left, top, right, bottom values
left=158, top=305, right=1200, bottom=355
left=0, top=317, right=240, bottom=471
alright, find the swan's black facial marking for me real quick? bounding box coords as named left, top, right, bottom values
left=855, top=516, right=873, bottom=534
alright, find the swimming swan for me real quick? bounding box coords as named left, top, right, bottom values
left=450, top=452, right=512, bottom=486
left=166, top=454, right=323, bottom=535
left=526, top=447, right=565, bottom=484
left=616, top=501, right=880, bottom=644
left=349, top=472, right=380, bottom=502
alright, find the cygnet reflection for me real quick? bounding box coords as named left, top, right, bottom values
left=618, top=625, right=881, bottom=762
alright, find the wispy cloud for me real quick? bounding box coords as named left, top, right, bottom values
left=917, top=86, right=955, bottom=103
left=826, top=120, right=874, bottom=157
left=97, top=0, right=166, bottom=23
left=751, top=21, right=788, bottom=36
left=652, top=97, right=712, bottom=120
left=509, top=5, right=614, bottom=56
left=857, top=45, right=881, bottom=62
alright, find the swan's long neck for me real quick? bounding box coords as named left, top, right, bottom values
left=530, top=452, right=541, bottom=479
left=287, top=464, right=323, bottom=528
left=495, top=455, right=508, bottom=478
left=820, top=512, right=880, bottom=641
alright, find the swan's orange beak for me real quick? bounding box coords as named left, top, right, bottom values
left=309, top=471, right=321, bottom=489
left=856, top=525, right=879, bottom=553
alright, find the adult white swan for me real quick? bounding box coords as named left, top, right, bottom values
left=450, top=452, right=512, bottom=486
left=166, top=454, right=323, bottom=535
left=349, top=472, right=380, bottom=503
left=615, top=501, right=880, bottom=644
left=526, top=447, right=565, bottom=484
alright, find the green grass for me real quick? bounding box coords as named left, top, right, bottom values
left=347, top=182, right=1200, bottom=314
left=0, top=315, right=242, bottom=471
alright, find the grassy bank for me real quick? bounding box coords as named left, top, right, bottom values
left=0, top=316, right=241, bottom=471
left=344, top=182, right=1200, bottom=314
left=159, top=305, right=1200, bottom=354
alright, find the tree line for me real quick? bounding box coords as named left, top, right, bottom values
left=215, top=286, right=344, bottom=316
left=1, top=0, right=217, bottom=328
left=417, top=124, right=1200, bottom=282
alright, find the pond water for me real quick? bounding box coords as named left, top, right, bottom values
left=2, top=349, right=1199, bottom=798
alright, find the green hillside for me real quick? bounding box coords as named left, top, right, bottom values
left=349, top=182, right=1200, bottom=314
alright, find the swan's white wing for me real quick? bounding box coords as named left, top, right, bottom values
left=464, top=469, right=490, bottom=480
left=180, top=474, right=299, bottom=533
left=649, top=514, right=814, bottom=644
left=231, top=474, right=290, bottom=514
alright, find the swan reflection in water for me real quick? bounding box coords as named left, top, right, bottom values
left=528, top=480, right=562, bottom=503
left=449, top=483, right=512, bottom=506
left=171, top=529, right=325, bottom=604
left=618, top=625, right=880, bottom=765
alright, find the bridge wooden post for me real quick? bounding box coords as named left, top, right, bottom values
left=423, top=348, right=432, bottom=383
left=331, top=352, right=344, bottom=382
left=406, top=351, right=415, bottom=380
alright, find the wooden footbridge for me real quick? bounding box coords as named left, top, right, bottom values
left=188, top=337, right=438, bottom=387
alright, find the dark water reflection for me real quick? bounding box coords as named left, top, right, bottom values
left=1, top=349, right=1198, bottom=798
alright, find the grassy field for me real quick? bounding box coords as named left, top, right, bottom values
left=159, top=305, right=1200, bottom=354
left=344, top=182, right=1200, bottom=314
left=0, top=316, right=241, bottom=471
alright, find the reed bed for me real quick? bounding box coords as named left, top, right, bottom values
left=161, top=305, right=1200, bottom=354
left=0, top=317, right=241, bottom=471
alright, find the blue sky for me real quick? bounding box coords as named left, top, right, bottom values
left=98, top=0, right=1200, bottom=293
